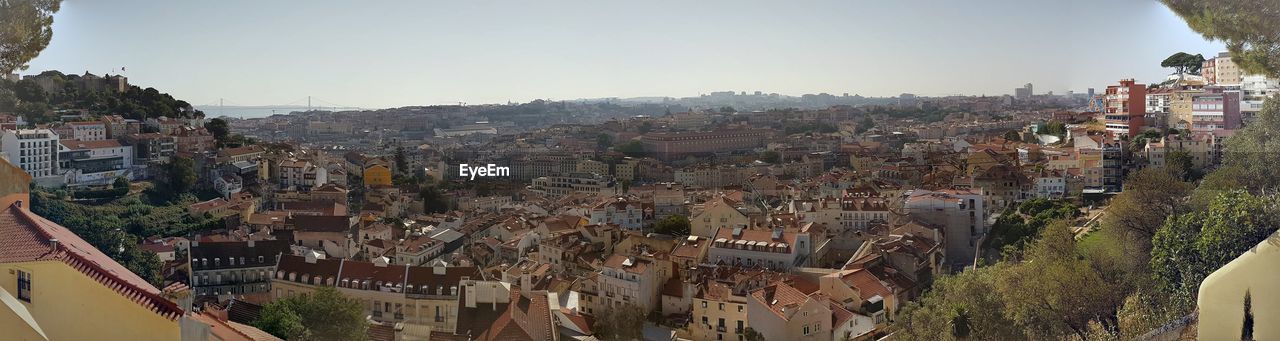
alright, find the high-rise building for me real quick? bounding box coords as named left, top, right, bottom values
left=1014, top=83, right=1033, bottom=99
left=1203, top=52, right=1242, bottom=86
left=1103, top=79, right=1147, bottom=136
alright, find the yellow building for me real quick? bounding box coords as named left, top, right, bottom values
left=363, top=163, right=392, bottom=187
left=0, top=202, right=185, bottom=340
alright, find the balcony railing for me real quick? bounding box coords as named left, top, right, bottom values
left=372, top=311, right=383, bottom=318
left=717, top=325, right=726, bottom=332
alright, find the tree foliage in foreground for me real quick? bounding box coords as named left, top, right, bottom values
left=1150, top=191, right=1280, bottom=308
left=1163, top=0, right=1280, bottom=78
left=0, top=0, right=61, bottom=74
left=900, top=222, right=1130, bottom=340
left=255, top=286, right=368, bottom=341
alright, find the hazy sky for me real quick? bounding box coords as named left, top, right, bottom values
left=25, top=0, right=1225, bottom=108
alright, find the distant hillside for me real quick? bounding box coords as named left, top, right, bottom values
left=0, top=70, right=202, bottom=124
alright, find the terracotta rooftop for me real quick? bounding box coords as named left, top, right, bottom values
left=0, top=204, right=184, bottom=320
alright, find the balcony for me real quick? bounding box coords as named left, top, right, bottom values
left=717, top=325, right=726, bottom=333
left=372, top=310, right=383, bottom=318
left=394, top=313, right=404, bottom=320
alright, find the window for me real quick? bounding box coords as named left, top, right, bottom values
left=804, top=325, right=810, bottom=335
left=17, top=270, right=32, bottom=302
left=719, top=303, right=724, bottom=311
left=701, top=301, right=707, bottom=308
left=737, top=305, right=743, bottom=312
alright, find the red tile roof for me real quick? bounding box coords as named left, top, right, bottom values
left=0, top=204, right=185, bottom=320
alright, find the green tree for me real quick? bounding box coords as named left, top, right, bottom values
left=653, top=215, right=690, bottom=236
left=165, top=156, right=197, bottom=195
left=995, top=222, right=1121, bottom=339
left=1150, top=191, right=1280, bottom=308
left=420, top=186, right=448, bottom=214
left=1100, top=166, right=1191, bottom=256
left=596, top=133, right=613, bottom=150
left=759, top=150, right=780, bottom=164
left=895, top=263, right=1024, bottom=340
left=112, top=176, right=129, bottom=189
left=394, top=146, right=408, bottom=174
left=1160, top=52, right=1206, bottom=75
left=0, top=0, right=61, bottom=74
left=637, top=121, right=653, bottom=134
left=204, top=118, right=230, bottom=147
left=592, top=303, right=645, bottom=341
left=1163, top=150, right=1198, bottom=181
left=743, top=327, right=766, bottom=341
left=254, top=286, right=368, bottom=340
left=614, top=140, right=646, bottom=157
left=1163, top=0, right=1280, bottom=78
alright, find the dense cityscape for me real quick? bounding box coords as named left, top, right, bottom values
left=2, top=1, right=1279, bottom=340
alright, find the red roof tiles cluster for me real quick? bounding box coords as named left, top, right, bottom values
left=0, top=204, right=185, bottom=320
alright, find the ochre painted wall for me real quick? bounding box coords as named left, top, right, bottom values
left=0, top=261, right=179, bottom=340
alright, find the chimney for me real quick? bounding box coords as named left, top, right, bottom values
left=49, top=238, right=59, bottom=250
left=192, top=234, right=201, bottom=247
left=247, top=240, right=255, bottom=248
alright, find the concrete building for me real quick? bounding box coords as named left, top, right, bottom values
left=1190, top=87, right=1242, bottom=132
left=58, top=139, right=133, bottom=186
left=903, top=189, right=986, bottom=270
left=1204, top=51, right=1242, bottom=86
left=639, top=130, right=770, bottom=161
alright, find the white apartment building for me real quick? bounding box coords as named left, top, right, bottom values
left=1240, top=74, right=1279, bottom=121
left=58, top=139, right=134, bottom=186
left=599, top=254, right=660, bottom=313
left=1, top=129, right=60, bottom=180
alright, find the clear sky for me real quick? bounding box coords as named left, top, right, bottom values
left=24, top=0, right=1225, bottom=108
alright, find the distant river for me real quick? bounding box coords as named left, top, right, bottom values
left=195, top=106, right=366, bottom=119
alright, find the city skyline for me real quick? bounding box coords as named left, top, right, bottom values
left=25, top=0, right=1225, bottom=108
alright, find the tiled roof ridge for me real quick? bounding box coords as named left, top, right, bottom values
left=9, top=205, right=185, bottom=320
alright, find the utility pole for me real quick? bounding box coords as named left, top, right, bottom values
left=308, top=96, right=312, bottom=112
